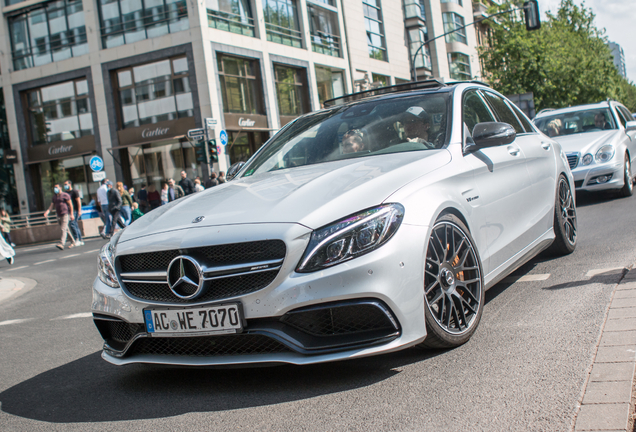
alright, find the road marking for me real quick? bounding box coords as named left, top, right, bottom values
left=0, top=318, right=34, bottom=326
left=34, top=259, right=57, bottom=265
left=60, top=253, right=80, bottom=259
left=87, top=249, right=100, bottom=253
left=4, top=265, right=28, bottom=272
left=502, top=274, right=551, bottom=283
left=586, top=267, right=626, bottom=278
left=51, top=312, right=93, bottom=320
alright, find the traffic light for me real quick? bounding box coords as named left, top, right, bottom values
left=208, top=139, right=218, bottom=163
left=194, top=139, right=206, bottom=163
left=524, top=0, right=541, bottom=31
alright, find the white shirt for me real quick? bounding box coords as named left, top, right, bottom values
left=96, top=184, right=108, bottom=206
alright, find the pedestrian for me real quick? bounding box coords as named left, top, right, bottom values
left=63, top=180, right=83, bottom=246
left=0, top=208, right=15, bottom=247
left=207, top=172, right=218, bottom=188
left=137, top=184, right=149, bottom=213
left=147, top=184, right=161, bottom=209
left=131, top=202, right=144, bottom=222
left=117, top=182, right=133, bottom=225
left=43, top=183, right=78, bottom=250
left=194, top=178, right=205, bottom=192
left=218, top=171, right=226, bottom=184
left=179, top=171, right=195, bottom=195
left=105, top=181, right=122, bottom=238
left=161, top=182, right=169, bottom=205
left=168, top=178, right=184, bottom=201
left=96, top=178, right=111, bottom=237
left=0, top=230, right=14, bottom=265
left=129, top=187, right=138, bottom=204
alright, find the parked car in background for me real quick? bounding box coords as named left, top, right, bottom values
left=93, top=81, right=577, bottom=368
left=534, top=101, right=636, bottom=196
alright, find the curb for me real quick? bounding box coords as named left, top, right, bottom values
left=573, top=268, right=636, bottom=431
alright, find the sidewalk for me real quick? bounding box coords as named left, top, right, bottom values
left=574, top=268, right=636, bottom=431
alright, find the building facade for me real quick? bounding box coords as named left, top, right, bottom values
left=609, top=41, right=627, bottom=79
left=0, top=0, right=482, bottom=215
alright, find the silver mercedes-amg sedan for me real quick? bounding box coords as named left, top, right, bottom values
left=93, top=81, right=577, bottom=367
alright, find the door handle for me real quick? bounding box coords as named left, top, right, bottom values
left=507, top=146, right=520, bottom=156
left=541, top=142, right=551, bottom=150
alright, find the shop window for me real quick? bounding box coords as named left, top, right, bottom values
left=264, top=0, right=302, bottom=48
left=448, top=52, right=471, bottom=81
left=26, top=78, right=93, bottom=146
left=274, top=64, right=309, bottom=117
left=207, top=0, right=255, bottom=37
left=363, top=0, right=387, bottom=61
left=217, top=55, right=264, bottom=115
left=371, top=73, right=389, bottom=88
left=315, top=65, right=344, bottom=107
left=308, top=4, right=341, bottom=57
left=442, top=12, right=466, bottom=44
left=9, top=0, right=88, bottom=71
left=98, top=0, right=189, bottom=49
left=115, top=56, right=194, bottom=129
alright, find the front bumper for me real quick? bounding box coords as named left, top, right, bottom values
left=571, top=160, right=624, bottom=192
left=91, top=222, right=429, bottom=366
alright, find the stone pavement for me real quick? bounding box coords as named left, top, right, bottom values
left=574, top=269, right=636, bottom=431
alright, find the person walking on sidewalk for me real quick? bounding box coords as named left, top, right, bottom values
left=0, top=208, right=15, bottom=247
left=0, top=229, right=14, bottom=265
left=117, top=182, right=133, bottom=225
left=105, top=181, right=122, bottom=238
left=96, top=178, right=110, bottom=237
left=63, top=180, right=83, bottom=246
left=43, top=184, right=77, bottom=250
left=179, top=171, right=195, bottom=196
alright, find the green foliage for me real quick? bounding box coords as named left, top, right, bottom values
left=479, top=0, right=636, bottom=112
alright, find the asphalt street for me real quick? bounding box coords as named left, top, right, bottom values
left=0, top=191, right=635, bottom=432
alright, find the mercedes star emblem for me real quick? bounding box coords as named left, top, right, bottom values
left=192, top=216, right=205, bottom=223
left=166, top=256, right=204, bottom=299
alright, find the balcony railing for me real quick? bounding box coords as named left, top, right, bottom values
left=208, top=9, right=255, bottom=37
left=265, top=22, right=302, bottom=48
left=310, top=31, right=340, bottom=57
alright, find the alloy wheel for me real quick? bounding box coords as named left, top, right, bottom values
left=626, top=159, right=633, bottom=192
left=558, top=178, right=577, bottom=246
left=424, top=221, right=482, bottom=336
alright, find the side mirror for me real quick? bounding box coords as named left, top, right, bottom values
left=226, top=161, right=246, bottom=181
left=625, top=120, right=636, bottom=132
left=466, top=122, right=516, bottom=153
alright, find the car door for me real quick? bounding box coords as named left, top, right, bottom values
left=461, top=89, right=533, bottom=277
left=616, top=105, right=636, bottom=169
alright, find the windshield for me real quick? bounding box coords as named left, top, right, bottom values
left=241, top=93, right=451, bottom=177
left=534, top=108, right=617, bottom=137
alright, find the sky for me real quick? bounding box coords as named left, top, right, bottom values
left=537, top=0, right=636, bottom=82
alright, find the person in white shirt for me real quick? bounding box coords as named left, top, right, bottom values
left=96, top=178, right=110, bottom=237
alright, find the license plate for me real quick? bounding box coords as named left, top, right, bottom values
left=143, top=303, right=243, bottom=336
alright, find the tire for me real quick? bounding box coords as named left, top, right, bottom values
left=618, top=154, right=633, bottom=198
left=547, top=175, right=577, bottom=256
left=420, top=214, right=485, bottom=349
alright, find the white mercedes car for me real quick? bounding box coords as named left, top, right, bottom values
left=93, top=81, right=577, bottom=367
left=533, top=101, right=636, bottom=196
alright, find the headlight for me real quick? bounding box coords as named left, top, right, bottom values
left=297, top=204, right=405, bottom=273
left=595, top=145, right=615, bottom=163
left=98, top=242, right=120, bottom=288
left=582, top=154, right=593, bottom=165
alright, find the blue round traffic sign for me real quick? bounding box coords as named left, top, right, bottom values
left=89, top=155, right=104, bottom=172
left=219, top=130, right=228, bottom=146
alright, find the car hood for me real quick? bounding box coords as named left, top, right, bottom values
left=119, top=150, right=452, bottom=243
left=552, top=130, right=619, bottom=154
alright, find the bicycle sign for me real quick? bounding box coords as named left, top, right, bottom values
left=89, top=155, right=104, bottom=172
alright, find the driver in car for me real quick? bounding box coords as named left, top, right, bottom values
left=594, top=112, right=607, bottom=129
left=403, top=106, right=434, bottom=147
left=341, top=129, right=366, bottom=154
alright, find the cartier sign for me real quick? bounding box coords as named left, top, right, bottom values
left=141, top=127, right=170, bottom=138
left=48, top=144, right=74, bottom=155
left=238, top=118, right=256, bottom=127
left=224, top=113, right=268, bottom=130
left=26, top=135, right=96, bottom=164
left=117, top=117, right=196, bottom=147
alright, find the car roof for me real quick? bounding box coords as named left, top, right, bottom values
left=534, top=101, right=613, bottom=119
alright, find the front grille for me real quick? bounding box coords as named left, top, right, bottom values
left=127, top=334, right=291, bottom=357
left=125, top=270, right=279, bottom=303
left=567, top=153, right=579, bottom=169
left=281, top=302, right=397, bottom=337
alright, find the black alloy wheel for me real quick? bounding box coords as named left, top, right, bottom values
left=547, top=175, right=577, bottom=256
left=421, top=214, right=484, bottom=349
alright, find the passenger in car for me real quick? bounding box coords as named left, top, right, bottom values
left=547, top=119, right=563, bottom=137
left=341, top=129, right=366, bottom=154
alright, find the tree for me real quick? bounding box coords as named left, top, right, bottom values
left=479, top=0, right=635, bottom=112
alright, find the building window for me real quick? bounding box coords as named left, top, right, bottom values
left=448, top=52, right=471, bottom=80
left=315, top=66, right=344, bottom=107
left=26, top=79, right=93, bottom=146
left=442, top=12, right=466, bottom=44
left=116, top=57, right=194, bottom=129
left=9, top=0, right=88, bottom=71
left=403, top=0, right=426, bottom=20
left=395, top=78, right=409, bottom=84
left=207, top=0, right=255, bottom=37
left=217, top=55, right=264, bottom=114
left=274, top=65, right=308, bottom=116
left=308, top=4, right=341, bottom=57
left=264, top=0, right=302, bottom=48
left=363, top=0, right=387, bottom=61
left=371, top=73, right=389, bottom=88
left=98, top=0, right=189, bottom=49
left=0, top=91, right=18, bottom=215
left=408, top=28, right=431, bottom=69
left=441, top=0, right=462, bottom=6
